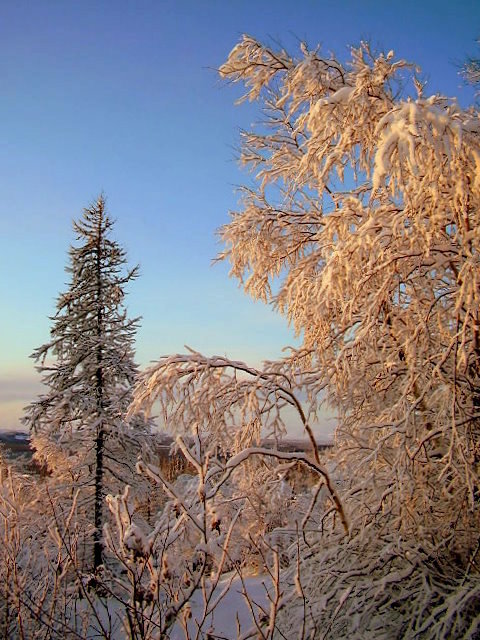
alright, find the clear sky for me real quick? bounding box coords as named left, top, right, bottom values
left=1, top=0, right=478, bottom=434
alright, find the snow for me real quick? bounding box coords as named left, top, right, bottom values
left=170, top=574, right=271, bottom=640
left=68, top=596, right=126, bottom=640
left=123, top=522, right=151, bottom=555
left=67, top=575, right=271, bottom=639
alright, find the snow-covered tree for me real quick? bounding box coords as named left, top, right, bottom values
left=124, top=37, right=480, bottom=637
left=463, top=38, right=480, bottom=98
left=216, top=36, right=480, bottom=637
left=24, top=195, right=151, bottom=571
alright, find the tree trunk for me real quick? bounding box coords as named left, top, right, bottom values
left=93, top=210, right=105, bottom=572
left=93, top=426, right=105, bottom=571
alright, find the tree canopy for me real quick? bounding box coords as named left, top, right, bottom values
left=215, top=35, right=480, bottom=637
left=130, top=36, right=480, bottom=637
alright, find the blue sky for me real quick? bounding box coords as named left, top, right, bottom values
left=0, top=0, right=478, bottom=433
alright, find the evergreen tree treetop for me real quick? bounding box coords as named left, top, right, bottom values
left=28, top=195, right=141, bottom=435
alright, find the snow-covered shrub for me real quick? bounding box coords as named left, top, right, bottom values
left=0, top=460, right=133, bottom=638
left=279, top=523, right=480, bottom=639
left=0, top=465, right=81, bottom=637
left=103, top=452, right=246, bottom=639
left=128, top=352, right=346, bottom=568
left=105, top=351, right=345, bottom=637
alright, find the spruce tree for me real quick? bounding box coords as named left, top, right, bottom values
left=24, top=195, right=150, bottom=571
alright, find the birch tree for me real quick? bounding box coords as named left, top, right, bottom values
left=24, top=195, right=151, bottom=572
left=125, top=37, right=480, bottom=637
left=463, top=38, right=480, bottom=98
left=215, top=36, right=480, bottom=637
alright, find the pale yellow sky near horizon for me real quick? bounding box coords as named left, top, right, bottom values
left=0, top=374, right=44, bottom=430
left=0, top=372, right=336, bottom=441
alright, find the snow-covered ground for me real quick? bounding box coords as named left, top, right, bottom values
left=75, top=574, right=271, bottom=639
left=171, top=574, right=271, bottom=639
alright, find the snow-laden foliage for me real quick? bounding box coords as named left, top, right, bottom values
left=103, top=433, right=322, bottom=639
left=130, top=350, right=348, bottom=535
left=104, top=463, right=246, bottom=637
left=115, top=352, right=348, bottom=638
left=220, top=35, right=480, bottom=637
left=122, top=36, right=480, bottom=637
left=0, top=460, right=129, bottom=638
left=23, top=195, right=152, bottom=571
left=0, top=465, right=77, bottom=636
left=463, top=39, right=480, bottom=100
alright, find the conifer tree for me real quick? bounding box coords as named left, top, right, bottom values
left=24, top=195, right=150, bottom=571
